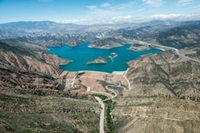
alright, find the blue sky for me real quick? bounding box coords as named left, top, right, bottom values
left=0, top=0, right=200, bottom=24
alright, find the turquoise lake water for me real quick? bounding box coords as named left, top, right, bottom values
left=48, top=42, right=162, bottom=73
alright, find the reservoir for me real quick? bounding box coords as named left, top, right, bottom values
left=48, top=42, right=162, bottom=73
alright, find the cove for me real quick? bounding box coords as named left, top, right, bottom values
left=48, top=42, right=162, bottom=73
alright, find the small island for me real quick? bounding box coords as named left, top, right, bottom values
left=87, top=52, right=118, bottom=65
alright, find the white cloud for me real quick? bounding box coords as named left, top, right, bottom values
left=111, top=16, right=133, bottom=23
left=142, top=0, right=163, bottom=7
left=116, top=1, right=135, bottom=9
left=57, top=13, right=200, bottom=25
left=138, top=13, right=200, bottom=22
left=112, top=16, right=133, bottom=20
left=86, top=1, right=136, bottom=19
left=150, top=14, right=182, bottom=19
left=87, top=6, right=97, bottom=9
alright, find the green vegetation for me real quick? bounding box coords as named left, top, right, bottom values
left=94, top=94, right=116, bottom=133
left=104, top=99, right=116, bottom=133
left=92, top=94, right=108, bottom=100
left=0, top=91, right=100, bottom=133
left=0, top=93, right=29, bottom=103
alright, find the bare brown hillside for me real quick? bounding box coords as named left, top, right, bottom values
left=111, top=51, right=200, bottom=133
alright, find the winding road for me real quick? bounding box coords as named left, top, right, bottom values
left=95, top=81, right=127, bottom=133
left=95, top=39, right=200, bottom=133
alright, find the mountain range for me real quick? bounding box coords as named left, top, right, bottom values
left=0, top=20, right=200, bottom=133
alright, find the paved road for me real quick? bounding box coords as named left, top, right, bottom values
left=95, top=96, right=105, bottom=133
left=132, top=39, right=200, bottom=64
left=94, top=38, right=200, bottom=133
left=95, top=82, right=126, bottom=133
left=123, top=68, right=131, bottom=90
left=104, top=85, right=118, bottom=101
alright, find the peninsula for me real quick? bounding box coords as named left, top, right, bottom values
left=87, top=52, right=118, bottom=65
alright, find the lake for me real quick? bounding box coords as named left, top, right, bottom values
left=48, top=42, right=162, bottom=73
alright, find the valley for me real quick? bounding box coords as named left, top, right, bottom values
left=0, top=20, right=200, bottom=133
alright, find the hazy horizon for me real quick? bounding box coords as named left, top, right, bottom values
left=1, top=0, right=200, bottom=24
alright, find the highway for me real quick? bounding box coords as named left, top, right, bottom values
left=132, top=39, right=200, bottom=64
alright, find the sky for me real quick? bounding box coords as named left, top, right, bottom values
left=0, top=0, right=200, bottom=24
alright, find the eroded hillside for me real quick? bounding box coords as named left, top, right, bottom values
left=0, top=90, right=100, bottom=133
left=0, top=41, right=70, bottom=90
left=0, top=40, right=101, bottom=133
left=111, top=51, right=200, bottom=133
left=1, top=20, right=200, bottom=133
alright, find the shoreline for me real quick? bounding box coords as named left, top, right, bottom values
left=64, top=70, right=126, bottom=75
left=156, top=47, right=166, bottom=51
left=52, top=42, right=165, bottom=74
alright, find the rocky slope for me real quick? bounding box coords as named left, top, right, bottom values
left=16, top=33, right=92, bottom=47
left=156, top=21, right=200, bottom=49
left=103, top=20, right=200, bottom=50
left=1, top=20, right=200, bottom=133
left=126, top=51, right=200, bottom=98
left=0, top=41, right=70, bottom=90
left=0, top=90, right=100, bottom=133
left=0, top=40, right=101, bottom=133
left=112, top=96, right=200, bottom=133
left=89, top=37, right=126, bottom=49
left=111, top=51, right=200, bottom=133
left=0, top=21, right=138, bottom=47
left=87, top=53, right=117, bottom=65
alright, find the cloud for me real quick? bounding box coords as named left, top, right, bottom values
left=150, top=14, right=182, bottom=19
left=177, top=0, right=193, bottom=5
left=59, top=18, right=93, bottom=24
left=115, top=1, right=135, bottom=9
left=57, top=13, right=200, bottom=25
left=142, top=0, right=163, bottom=7
left=80, top=0, right=200, bottom=24
left=87, top=6, right=97, bottom=9
left=138, top=13, right=200, bottom=22
left=111, top=16, right=133, bottom=23
left=86, top=1, right=136, bottom=19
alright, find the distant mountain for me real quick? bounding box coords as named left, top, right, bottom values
left=0, top=21, right=139, bottom=46
left=89, top=37, right=126, bottom=49
left=103, top=20, right=200, bottom=49
left=1, top=20, right=200, bottom=48
left=1, top=20, right=200, bottom=133
left=156, top=20, right=200, bottom=48
left=0, top=21, right=81, bottom=32
left=141, top=20, right=180, bottom=26
left=0, top=21, right=138, bottom=37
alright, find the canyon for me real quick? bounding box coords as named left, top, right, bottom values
left=0, top=20, right=200, bottom=133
